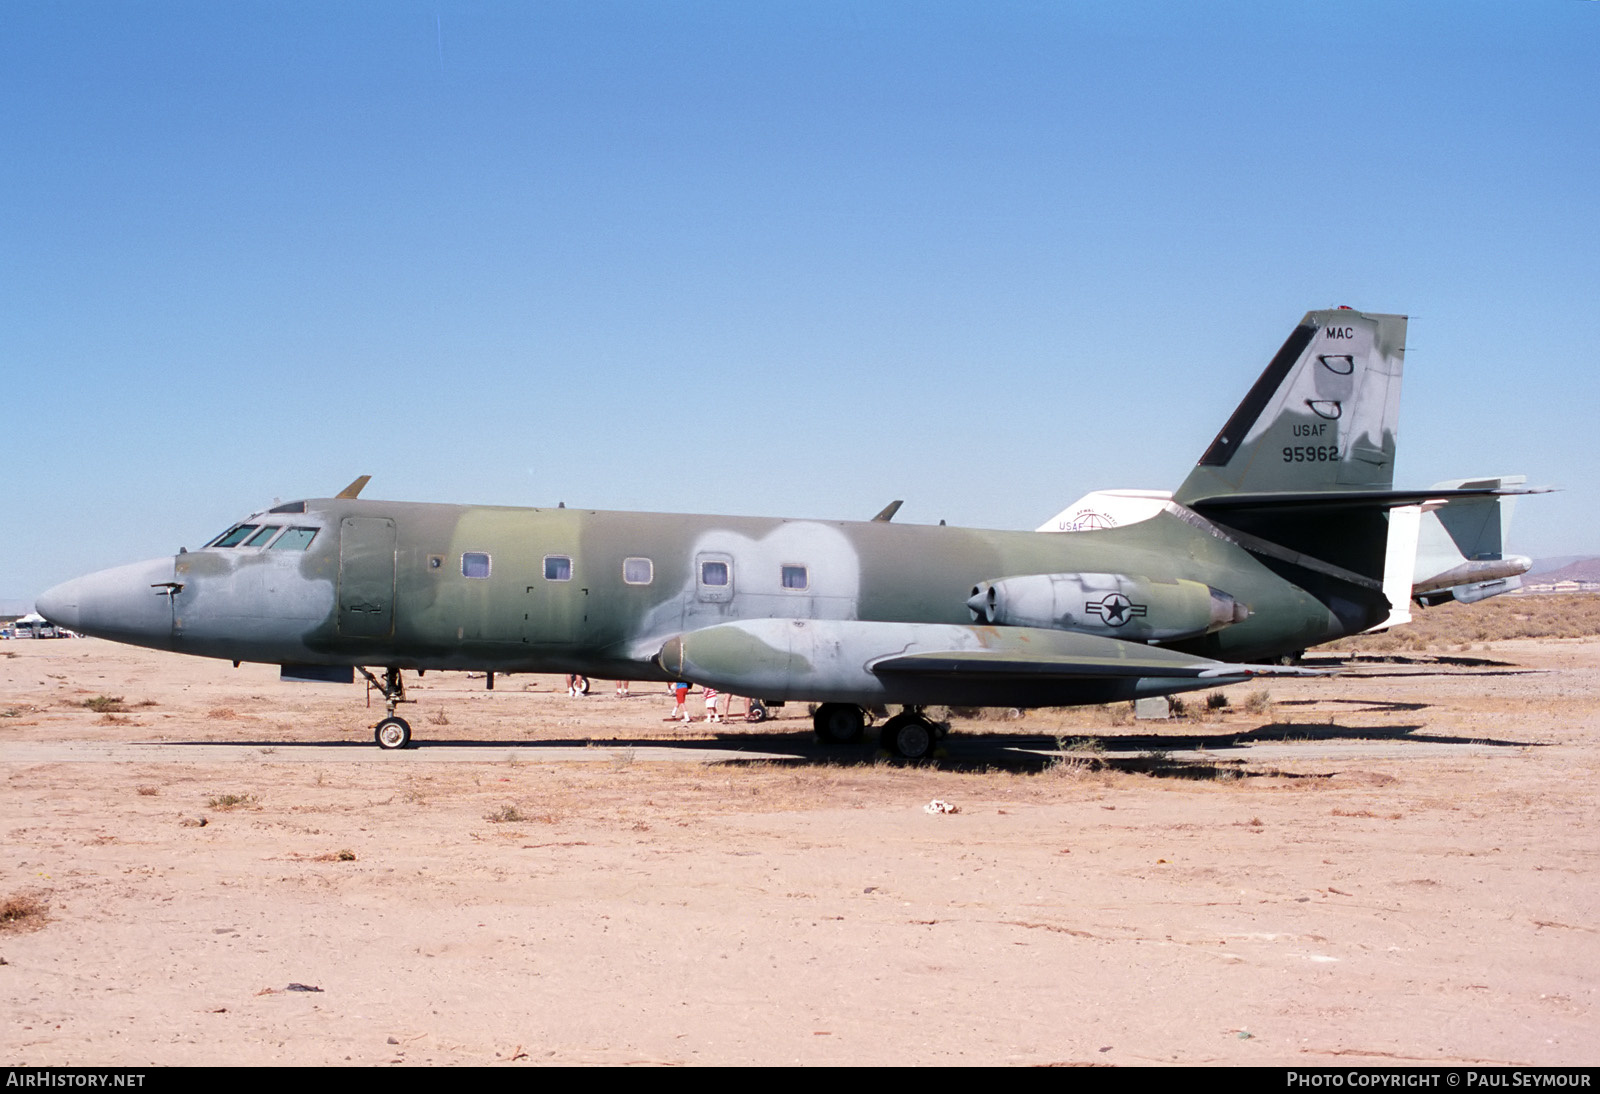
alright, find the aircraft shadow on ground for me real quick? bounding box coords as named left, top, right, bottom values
left=158, top=711, right=1539, bottom=779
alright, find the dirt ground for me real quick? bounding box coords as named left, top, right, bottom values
left=1, top=637, right=1596, bottom=1066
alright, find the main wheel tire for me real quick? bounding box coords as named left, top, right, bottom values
left=374, top=716, right=412, bottom=750
left=746, top=699, right=768, bottom=724
left=883, top=713, right=935, bottom=760
left=574, top=675, right=590, bottom=695
left=813, top=703, right=865, bottom=744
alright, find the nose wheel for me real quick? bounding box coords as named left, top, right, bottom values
left=359, top=666, right=414, bottom=750
left=375, top=716, right=412, bottom=750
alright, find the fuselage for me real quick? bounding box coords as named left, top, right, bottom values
left=37, top=494, right=1351, bottom=684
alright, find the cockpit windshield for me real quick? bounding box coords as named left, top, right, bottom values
left=209, top=524, right=260, bottom=548
left=269, top=527, right=318, bottom=551
left=205, top=522, right=319, bottom=550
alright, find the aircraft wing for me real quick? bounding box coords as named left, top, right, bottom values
left=870, top=647, right=1318, bottom=681
left=657, top=618, right=1316, bottom=707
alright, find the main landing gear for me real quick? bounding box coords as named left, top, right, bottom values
left=879, top=709, right=942, bottom=761
left=359, top=666, right=412, bottom=750
left=812, top=703, right=942, bottom=760
left=812, top=702, right=865, bottom=744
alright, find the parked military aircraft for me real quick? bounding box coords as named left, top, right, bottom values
left=36, top=307, right=1540, bottom=757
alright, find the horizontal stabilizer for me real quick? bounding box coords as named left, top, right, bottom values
left=1188, top=486, right=1548, bottom=514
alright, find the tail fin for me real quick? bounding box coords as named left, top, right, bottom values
left=1167, top=308, right=1408, bottom=595
left=1175, top=308, right=1407, bottom=506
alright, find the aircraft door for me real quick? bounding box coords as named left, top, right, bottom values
left=338, top=517, right=397, bottom=638
left=522, top=551, right=586, bottom=647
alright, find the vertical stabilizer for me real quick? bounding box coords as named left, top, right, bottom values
left=1175, top=309, right=1407, bottom=505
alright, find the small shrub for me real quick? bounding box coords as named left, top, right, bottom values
left=207, top=793, right=257, bottom=810
left=81, top=695, right=126, bottom=713
left=0, top=893, right=48, bottom=932
left=1205, top=691, right=1230, bottom=711
left=486, top=805, right=526, bottom=823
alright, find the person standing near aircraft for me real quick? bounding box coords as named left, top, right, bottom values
left=668, top=681, right=691, bottom=722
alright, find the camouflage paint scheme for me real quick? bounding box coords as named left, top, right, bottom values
left=36, top=308, right=1537, bottom=747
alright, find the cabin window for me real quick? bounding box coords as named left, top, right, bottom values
left=781, top=564, right=808, bottom=590
left=269, top=500, right=307, bottom=514
left=213, top=525, right=259, bottom=548
left=623, top=557, right=653, bottom=585
left=701, top=560, right=729, bottom=586
left=268, top=527, right=318, bottom=551
left=545, top=555, right=572, bottom=581
left=244, top=525, right=281, bottom=548
left=462, top=552, right=491, bottom=579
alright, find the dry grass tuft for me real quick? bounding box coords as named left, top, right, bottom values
left=1241, top=689, right=1273, bottom=715
left=207, top=793, right=258, bottom=810
left=486, top=805, right=527, bottom=823
left=1047, top=736, right=1109, bottom=777
left=81, top=695, right=126, bottom=713
left=0, top=892, right=49, bottom=932
left=206, top=707, right=239, bottom=720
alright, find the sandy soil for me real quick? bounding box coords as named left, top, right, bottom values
left=1, top=637, right=1596, bottom=1066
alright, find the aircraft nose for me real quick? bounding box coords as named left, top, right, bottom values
left=36, top=558, right=176, bottom=649
left=35, top=579, right=81, bottom=630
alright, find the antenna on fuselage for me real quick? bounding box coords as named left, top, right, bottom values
left=335, top=475, right=372, bottom=499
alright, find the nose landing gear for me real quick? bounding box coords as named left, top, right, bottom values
left=359, top=666, right=413, bottom=750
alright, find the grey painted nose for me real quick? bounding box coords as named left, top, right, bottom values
left=35, top=579, right=80, bottom=630
left=35, top=558, right=176, bottom=649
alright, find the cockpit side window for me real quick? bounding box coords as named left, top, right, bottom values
left=213, top=525, right=259, bottom=548
left=244, top=526, right=281, bottom=548
left=268, top=527, right=319, bottom=551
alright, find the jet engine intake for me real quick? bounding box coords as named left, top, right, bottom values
left=967, top=572, right=1249, bottom=641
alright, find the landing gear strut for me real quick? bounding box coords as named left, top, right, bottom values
left=360, top=666, right=412, bottom=750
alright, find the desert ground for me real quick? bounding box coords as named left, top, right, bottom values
left=2, top=625, right=1597, bottom=1065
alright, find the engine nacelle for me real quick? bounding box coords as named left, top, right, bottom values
left=967, top=572, right=1249, bottom=641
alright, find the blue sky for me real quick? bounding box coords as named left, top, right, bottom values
left=5, top=1, right=1597, bottom=601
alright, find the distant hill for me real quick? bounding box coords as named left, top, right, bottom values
left=1529, top=557, right=1600, bottom=585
